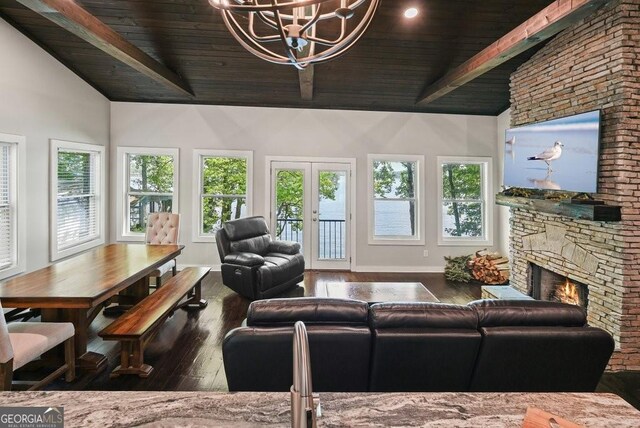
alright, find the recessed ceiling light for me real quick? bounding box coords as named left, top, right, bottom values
left=404, top=7, right=418, bottom=19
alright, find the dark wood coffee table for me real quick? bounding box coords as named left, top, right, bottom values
left=325, top=282, right=439, bottom=305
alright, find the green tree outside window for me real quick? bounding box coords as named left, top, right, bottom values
left=201, top=156, right=248, bottom=234
left=127, top=154, right=175, bottom=233
left=441, top=163, right=483, bottom=237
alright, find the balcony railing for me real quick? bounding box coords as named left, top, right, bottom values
left=276, top=218, right=345, bottom=260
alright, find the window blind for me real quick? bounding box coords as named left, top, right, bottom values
left=0, top=143, right=13, bottom=270
left=56, top=149, right=99, bottom=250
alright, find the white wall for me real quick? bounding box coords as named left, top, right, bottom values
left=496, top=109, right=511, bottom=258
left=110, top=102, right=500, bottom=271
left=0, top=18, right=110, bottom=274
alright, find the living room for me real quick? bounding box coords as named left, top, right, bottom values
left=1, top=0, right=639, bottom=426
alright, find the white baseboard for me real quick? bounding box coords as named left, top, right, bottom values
left=353, top=265, right=445, bottom=273
left=177, top=263, right=221, bottom=271
left=177, top=263, right=444, bottom=274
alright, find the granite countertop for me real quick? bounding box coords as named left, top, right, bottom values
left=0, top=391, right=638, bottom=427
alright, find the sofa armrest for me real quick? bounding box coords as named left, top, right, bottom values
left=268, top=240, right=301, bottom=255
left=224, top=252, right=265, bottom=267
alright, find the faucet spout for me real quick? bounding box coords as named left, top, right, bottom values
left=291, top=321, right=317, bottom=428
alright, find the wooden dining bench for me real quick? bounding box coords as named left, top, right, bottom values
left=99, top=267, right=210, bottom=378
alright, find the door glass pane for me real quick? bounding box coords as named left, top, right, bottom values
left=318, top=170, right=346, bottom=260
left=275, top=169, right=304, bottom=252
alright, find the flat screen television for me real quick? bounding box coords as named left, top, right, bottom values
left=503, top=110, right=601, bottom=193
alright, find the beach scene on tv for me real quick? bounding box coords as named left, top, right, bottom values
left=503, top=110, right=600, bottom=193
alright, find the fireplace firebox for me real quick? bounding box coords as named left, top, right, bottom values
left=528, top=263, right=589, bottom=310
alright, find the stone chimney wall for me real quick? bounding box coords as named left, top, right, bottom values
left=508, top=0, right=640, bottom=371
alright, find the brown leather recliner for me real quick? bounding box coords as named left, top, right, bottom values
left=215, top=216, right=305, bottom=300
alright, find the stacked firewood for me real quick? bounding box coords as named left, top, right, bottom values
left=466, top=249, right=510, bottom=284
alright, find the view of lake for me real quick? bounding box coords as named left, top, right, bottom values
left=504, top=110, right=600, bottom=193
left=279, top=173, right=414, bottom=259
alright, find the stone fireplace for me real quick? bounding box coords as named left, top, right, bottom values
left=509, top=218, right=624, bottom=362
left=507, top=0, right=640, bottom=371
left=529, top=263, right=589, bottom=310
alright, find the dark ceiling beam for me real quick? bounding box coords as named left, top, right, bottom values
left=15, top=0, right=193, bottom=97
left=416, top=0, right=610, bottom=106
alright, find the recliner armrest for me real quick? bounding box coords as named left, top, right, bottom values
left=268, top=240, right=301, bottom=255
left=224, top=252, right=265, bottom=267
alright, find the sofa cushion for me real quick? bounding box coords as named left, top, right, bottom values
left=223, top=216, right=270, bottom=241
left=230, top=234, right=271, bottom=256
left=247, top=297, right=369, bottom=326
left=223, top=325, right=371, bottom=392
left=469, top=326, right=614, bottom=392
left=370, top=302, right=478, bottom=329
left=369, top=302, right=481, bottom=392
left=268, top=240, right=301, bottom=255
left=468, top=299, right=586, bottom=327
left=224, top=252, right=265, bottom=267
left=257, top=253, right=305, bottom=292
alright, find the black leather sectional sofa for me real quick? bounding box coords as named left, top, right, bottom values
left=223, top=298, right=614, bottom=392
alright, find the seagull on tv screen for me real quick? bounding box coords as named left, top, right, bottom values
left=527, top=141, right=564, bottom=171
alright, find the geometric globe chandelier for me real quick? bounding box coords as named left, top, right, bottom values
left=208, top=0, right=380, bottom=70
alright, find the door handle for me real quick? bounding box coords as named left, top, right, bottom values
left=312, top=218, right=317, bottom=222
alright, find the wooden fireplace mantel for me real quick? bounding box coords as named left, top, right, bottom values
left=495, top=194, right=621, bottom=222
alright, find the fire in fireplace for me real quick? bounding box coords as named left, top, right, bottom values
left=528, top=263, right=589, bottom=310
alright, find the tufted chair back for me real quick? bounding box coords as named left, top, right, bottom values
left=0, top=301, right=14, bottom=365
left=145, top=213, right=180, bottom=245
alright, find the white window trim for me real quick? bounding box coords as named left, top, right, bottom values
left=437, top=156, right=493, bottom=246
left=50, top=140, right=106, bottom=261
left=0, top=133, right=26, bottom=280
left=367, top=153, right=425, bottom=246
left=192, top=149, right=253, bottom=243
left=116, top=147, right=180, bottom=242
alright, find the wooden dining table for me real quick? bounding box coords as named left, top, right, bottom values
left=0, top=243, right=184, bottom=373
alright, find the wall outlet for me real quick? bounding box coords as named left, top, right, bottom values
left=423, top=250, right=429, bottom=257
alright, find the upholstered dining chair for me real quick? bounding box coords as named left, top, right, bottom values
left=0, top=301, right=75, bottom=391
left=146, top=212, right=180, bottom=287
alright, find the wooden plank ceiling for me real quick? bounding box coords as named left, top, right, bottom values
left=0, top=0, right=555, bottom=115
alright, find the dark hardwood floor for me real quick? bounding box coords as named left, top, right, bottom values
left=44, top=271, right=639, bottom=410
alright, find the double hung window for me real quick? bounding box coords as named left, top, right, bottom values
left=117, top=147, right=179, bottom=240
left=51, top=140, right=105, bottom=260
left=437, top=156, right=492, bottom=245
left=368, top=154, right=424, bottom=245
left=193, top=150, right=253, bottom=241
left=0, top=134, right=25, bottom=279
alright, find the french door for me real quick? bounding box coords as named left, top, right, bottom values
left=270, top=160, right=352, bottom=270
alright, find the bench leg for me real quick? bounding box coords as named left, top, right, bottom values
left=64, top=337, right=76, bottom=382
left=0, top=360, right=13, bottom=391
left=179, top=280, right=208, bottom=310
left=110, top=341, right=153, bottom=378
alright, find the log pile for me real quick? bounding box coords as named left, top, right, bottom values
left=467, top=249, right=510, bottom=284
